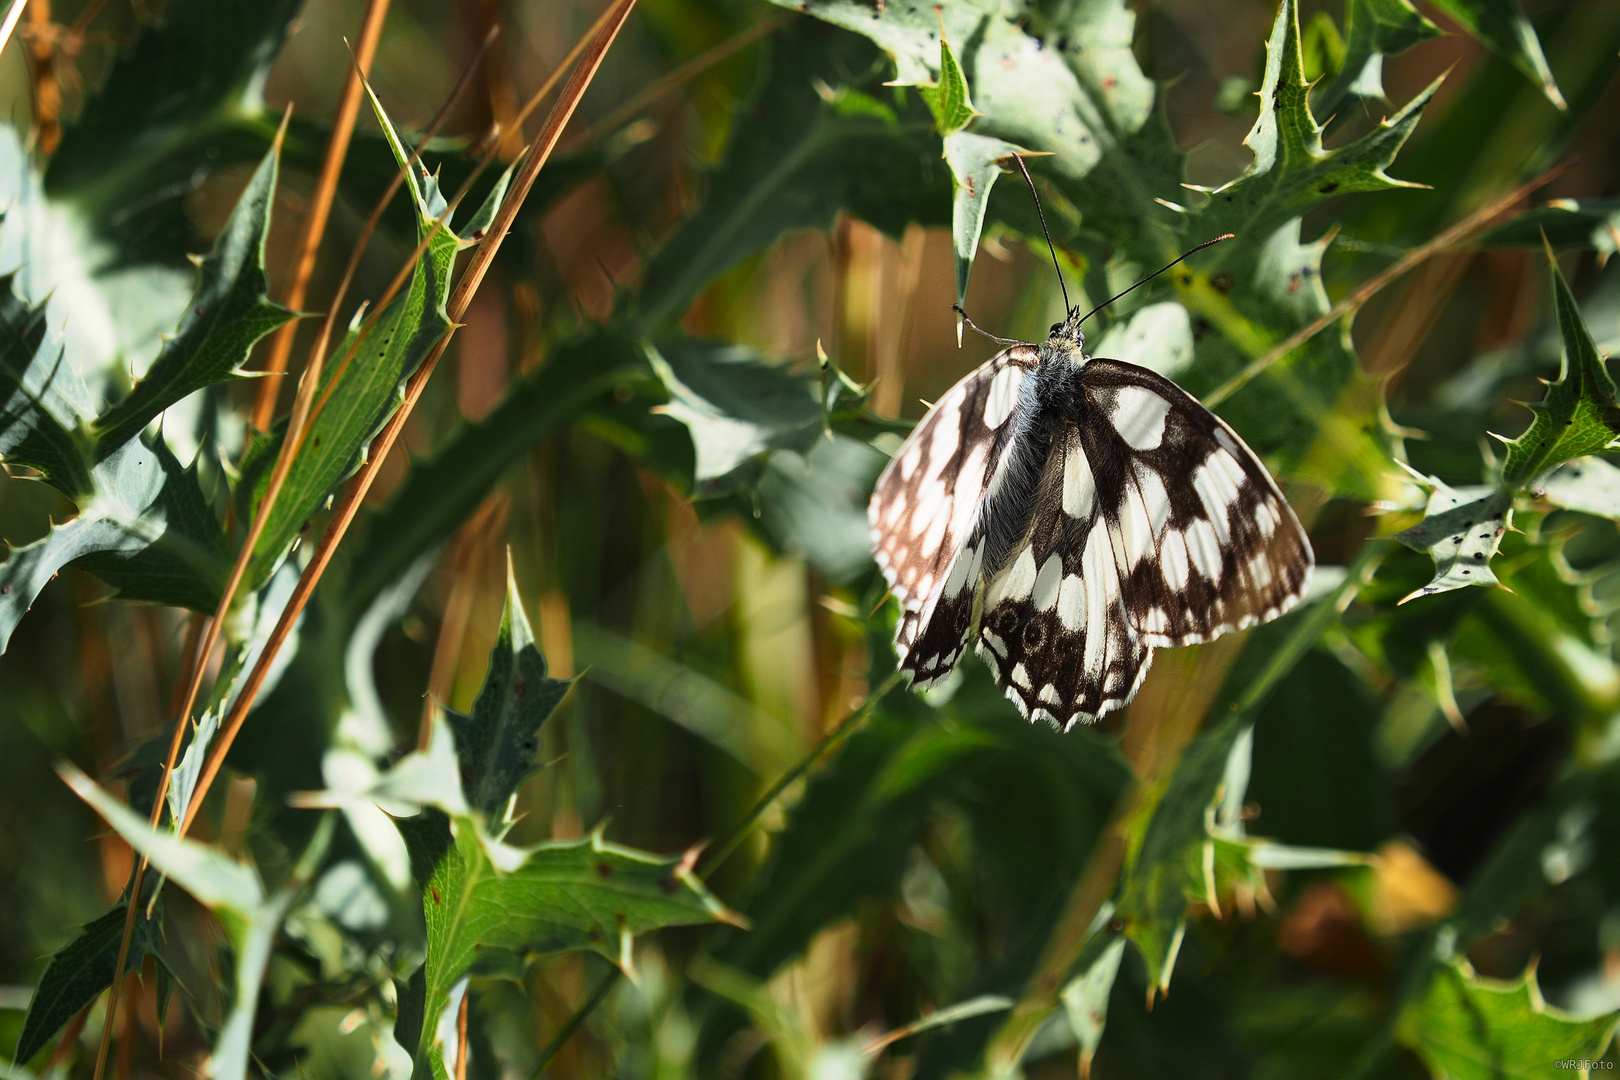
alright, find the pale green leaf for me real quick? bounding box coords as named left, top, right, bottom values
left=1426, top=0, right=1564, bottom=109
left=1398, top=958, right=1618, bottom=1079
left=943, top=132, right=1026, bottom=306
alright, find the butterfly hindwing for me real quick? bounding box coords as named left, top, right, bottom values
left=1079, top=359, right=1314, bottom=648
left=974, top=425, right=1151, bottom=728
left=869, top=346, right=1036, bottom=684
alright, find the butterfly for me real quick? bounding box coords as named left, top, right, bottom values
left=867, top=232, right=1314, bottom=730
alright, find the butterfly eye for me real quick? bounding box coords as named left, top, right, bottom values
left=1049, top=322, right=1063, bottom=336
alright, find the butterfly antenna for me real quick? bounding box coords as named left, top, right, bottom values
left=1076, top=233, right=1235, bottom=328
left=1013, top=155, right=1070, bottom=314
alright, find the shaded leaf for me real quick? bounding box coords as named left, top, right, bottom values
left=165, top=710, right=221, bottom=833
left=1397, top=958, right=1618, bottom=1079
left=1059, top=933, right=1128, bottom=1076
left=60, top=766, right=333, bottom=1080
left=444, top=561, right=573, bottom=821
left=1426, top=0, right=1564, bottom=109
left=647, top=338, right=824, bottom=496
left=0, top=436, right=228, bottom=653
left=0, top=277, right=92, bottom=498
left=91, top=140, right=295, bottom=455
left=340, top=329, right=645, bottom=621
left=636, top=20, right=949, bottom=328
left=14, top=900, right=163, bottom=1065
left=1483, top=197, right=1620, bottom=258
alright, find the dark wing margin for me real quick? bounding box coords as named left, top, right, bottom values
left=973, top=425, right=1152, bottom=729
left=868, top=345, right=1036, bottom=686
left=1079, top=358, right=1314, bottom=649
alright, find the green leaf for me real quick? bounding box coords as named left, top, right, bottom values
left=1195, top=0, right=1435, bottom=246
left=444, top=560, right=573, bottom=822
left=1484, top=198, right=1620, bottom=257
left=92, top=141, right=294, bottom=455
left=1393, top=477, right=1510, bottom=603
left=1539, top=456, right=1620, bottom=518
left=646, top=338, right=824, bottom=496
left=917, top=31, right=977, bottom=135
left=0, top=436, right=228, bottom=653
left=1426, top=0, right=1565, bottom=109
left=239, top=89, right=464, bottom=590
left=46, top=0, right=302, bottom=215
left=636, top=20, right=949, bottom=328
left=165, top=710, right=220, bottom=833
left=1397, top=958, right=1619, bottom=1079
left=340, top=329, right=644, bottom=621
left=943, top=132, right=1027, bottom=306
left=59, top=766, right=334, bottom=1080
left=14, top=900, right=163, bottom=1065
left=1314, top=0, right=1441, bottom=120
left=1499, top=253, right=1620, bottom=489
left=1115, top=718, right=1244, bottom=997
left=1060, top=933, right=1128, bottom=1076
left=0, top=275, right=93, bottom=499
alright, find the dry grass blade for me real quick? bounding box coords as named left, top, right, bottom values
left=0, top=0, right=27, bottom=58
left=1202, top=161, right=1578, bottom=409
left=249, top=0, right=393, bottom=432
left=176, top=0, right=642, bottom=841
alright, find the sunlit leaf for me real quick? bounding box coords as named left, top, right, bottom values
left=943, top=132, right=1026, bottom=306
left=1397, top=957, right=1619, bottom=1079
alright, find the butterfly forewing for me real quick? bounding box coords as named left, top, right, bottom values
left=1080, top=359, right=1313, bottom=649
left=868, top=346, right=1036, bottom=684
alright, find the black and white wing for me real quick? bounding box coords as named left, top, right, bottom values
left=868, top=346, right=1036, bottom=686
left=972, top=358, right=1313, bottom=729
left=974, top=423, right=1151, bottom=729
left=1079, top=358, right=1313, bottom=649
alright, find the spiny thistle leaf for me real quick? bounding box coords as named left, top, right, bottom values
left=0, top=274, right=93, bottom=498
left=917, top=30, right=976, bottom=135
left=444, top=558, right=573, bottom=822
left=1498, top=249, right=1620, bottom=489
left=1426, top=0, right=1565, bottom=110
left=943, top=132, right=1027, bottom=307
left=1397, top=957, right=1619, bottom=1079
left=1195, top=0, right=1436, bottom=245
left=91, top=140, right=296, bottom=457
left=0, top=436, right=228, bottom=653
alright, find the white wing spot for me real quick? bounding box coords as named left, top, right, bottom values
left=988, top=546, right=1038, bottom=605
left=1039, top=683, right=1061, bottom=705
left=1081, top=529, right=1113, bottom=676
left=982, top=630, right=1008, bottom=657
left=1160, top=529, right=1190, bottom=591
left=899, top=441, right=923, bottom=480
left=1133, top=462, right=1172, bottom=536
left=984, top=365, right=1021, bottom=429
left=1141, top=607, right=1169, bottom=634
left=1185, top=516, right=1223, bottom=583
left=1057, top=573, right=1086, bottom=631
left=1248, top=551, right=1274, bottom=589
left=1120, top=485, right=1155, bottom=567
left=1032, top=553, right=1063, bottom=612
left=918, top=497, right=952, bottom=557
left=1010, top=662, right=1032, bottom=689
left=1063, top=441, right=1095, bottom=519
left=1191, top=463, right=1234, bottom=543
left=926, top=400, right=961, bottom=473
left=1108, top=385, right=1173, bottom=451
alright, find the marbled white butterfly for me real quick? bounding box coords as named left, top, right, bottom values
left=868, top=194, right=1313, bottom=729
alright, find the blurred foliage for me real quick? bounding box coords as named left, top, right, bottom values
left=2, top=1, right=1620, bottom=1080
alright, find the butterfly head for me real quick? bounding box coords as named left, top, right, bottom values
left=1047, top=309, right=1088, bottom=354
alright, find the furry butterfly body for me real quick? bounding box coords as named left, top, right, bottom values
left=868, top=311, right=1313, bottom=728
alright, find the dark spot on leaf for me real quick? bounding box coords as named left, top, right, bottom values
left=1461, top=570, right=1471, bottom=576
left=1180, top=273, right=1192, bottom=286
left=430, top=886, right=442, bottom=904
left=0, top=585, right=8, bottom=595
left=1319, top=182, right=1339, bottom=194
left=1211, top=272, right=1233, bottom=294
left=660, top=876, right=680, bottom=894
left=596, top=862, right=614, bottom=878
left=1473, top=553, right=1485, bottom=561
left=588, top=928, right=602, bottom=941
left=616, top=912, right=627, bottom=925
left=513, top=679, right=527, bottom=699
